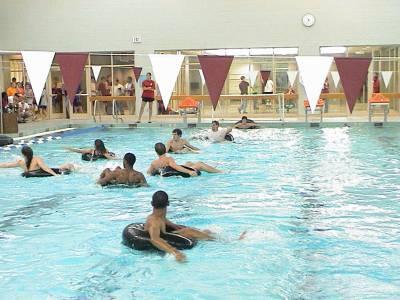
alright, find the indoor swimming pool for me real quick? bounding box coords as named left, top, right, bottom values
left=0, top=126, right=399, bottom=299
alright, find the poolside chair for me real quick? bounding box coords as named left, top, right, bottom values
left=304, top=99, right=324, bottom=123
left=368, top=93, right=390, bottom=122
left=178, top=97, right=202, bottom=125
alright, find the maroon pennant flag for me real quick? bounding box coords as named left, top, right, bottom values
left=260, top=70, right=271, bottom=84
left=133, top=67, right=143, bottom=82
left=56, top=53, right=88, bottom=104
left=334, top=57, right=371, bottom=113
left=198, top=55, right=234, bottom=110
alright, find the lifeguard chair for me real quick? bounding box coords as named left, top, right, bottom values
left=178, top=97, right=202, bottom=125
left=368, top=94, right=390, bottom=122
left=304, top=99, right=324, bottom=123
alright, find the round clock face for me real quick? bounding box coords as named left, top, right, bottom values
left=302, top=14, right=315, bottom=27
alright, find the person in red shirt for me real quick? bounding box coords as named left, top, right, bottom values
left=137, top=72, right=156, bottom=123
left=373, top=73, right=380, bottom=93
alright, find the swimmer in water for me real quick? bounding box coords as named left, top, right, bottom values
left=208, top=120, right=233, bottom=142
left=166, top=128, right=200, bottom=153
left=97, top=153, right=148, bottom=187
left=145, top=191, right=215, bottom=262
left=66, top=139, right=117, bottom=160
left=234, top=116, right=259, bottom=129
left=147, top=143, right=222, bottom=176
left=0, top=146, right=74, bottom=176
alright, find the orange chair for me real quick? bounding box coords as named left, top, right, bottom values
left=368, top=94, right=390, bottom=122
left=178, top=97, right=202, bottom=124
left=304, top=99, right=324, bottom=123
left=369, top=93, right=390, bottom=103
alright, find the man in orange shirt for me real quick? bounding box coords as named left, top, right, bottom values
left=7, top=82, right=17, bottom=97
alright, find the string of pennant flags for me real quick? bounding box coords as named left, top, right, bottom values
left=19, top=51, right=391, bottom=113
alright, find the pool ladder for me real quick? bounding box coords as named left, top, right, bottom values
left=93, top=99, right=123, bottom=123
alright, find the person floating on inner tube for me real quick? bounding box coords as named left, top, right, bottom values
left=0, top=145, right=74, bottom=176
left=97, top=153, right=148, bottom=187
left=208, top=120, right=234, bottom=142
left=166, top=128, right=200, bottom=153
left=234, top=116, right=260, bottom=129
left=147, top=143, right=222, bottom=177
left=66, top=139, right=116, bottom=161
left=145, top=191, right=215, bottom=262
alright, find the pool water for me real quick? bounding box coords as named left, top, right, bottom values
left=0, top=126, right=400, bottom=299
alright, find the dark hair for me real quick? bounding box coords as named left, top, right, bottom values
left=212, top=120, right=219, bottom=126
left=94, top=139, right=107, bottom=154
left=123, top=153, right=136, bottom=167
left=241, top=116, right=248, bottom=120
left=146, top=72, right=152, bottom=76
left=172, top=128, right=182, bottom=137
left=155, top=143, right=166, bottom=156
left=21, top=146, right=33, bottom=169
left=11, top=77, right=17, bottom=82
left=151, top=191, right=169, bottom=209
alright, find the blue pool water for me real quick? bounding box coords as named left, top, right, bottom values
left=0, top=126, right=400, bottom=299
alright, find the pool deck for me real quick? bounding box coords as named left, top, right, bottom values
left=4, top=113, right=400, bottom=139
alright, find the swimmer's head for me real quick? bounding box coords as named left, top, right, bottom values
left=94, top=139, right=106, bottom=154
left=211, top=120, right=219, bottom=131
left=146, top=72, right=152, bottom=80
left=155, top=143, right=166, bottom=156
left=240, top=76, right=245, bottom=80
left=123, top=153, right=136, bottom=168
left=241, top=116, right=248, bottom=123
left=21, top=146, right=33, bottom=169
left=151, top=190, right=169, bottom=209
left=172, top=128, right=182, bottom=140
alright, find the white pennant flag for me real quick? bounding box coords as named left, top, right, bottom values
left=22, top=51, right=55, bottom=102
left=331, top=71, right=340, bottom=88
left=199, top=69, right=205, bottom=86
left=381, top=71, right=393, bottom=88
left=149, top=54, right=184, bottom=108
left=248, top=71, right=259, bottom=87
left=91, top=66, right=102, bottom=81
left=296, top=56, right=333, bottom=112
left=287, top=71, right=298, bottom=87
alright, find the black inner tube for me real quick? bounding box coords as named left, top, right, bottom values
left=225, top=133, right=234, bottom=141
left=82, top=152, right=115, bottom=161
left=152, top=165, right=201, bottom=177
left=122, top=223, right=196, bottom=251
left=22, top=168, right=71, bottom=177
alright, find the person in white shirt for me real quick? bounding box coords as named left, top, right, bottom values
left=125, top=76, right=134, bottom=96
left=17, top=95, right=32, bottom=122
left=114, top=79, right=125, bottom=114
left=264, top=78, right=274, bottom=94
left=207, top=120, right=233, bottom=142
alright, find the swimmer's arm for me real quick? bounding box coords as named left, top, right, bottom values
left=225, top=127, right=233, bottom=134
left=168, top=160, right=195, bottom=176
left=137, top=173, right=149, bottom=187
left=103, top=152, right=118, bottom=160
left=36, top=158, right=57, bottom=176
left=147, top=162, right=155, bottom=175
left=165, top=140, right=171, bottom=153
left=165, top=219, right=185, bottom=230
left=65, top=147, right=92, bottom=154
left=183, top=140, right=200, bottom=151
left=0, top=160, right=20, bottom=168
left=148, top=224, right=185, bottom=261
left=97, top=171, right=117, bottom=186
